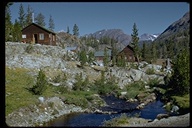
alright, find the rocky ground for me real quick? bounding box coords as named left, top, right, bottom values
left=5, top=97, right=88, bottom=127
left=5, top=42, right=189, bottom=127
left=122, top=113, right=190, bottom=127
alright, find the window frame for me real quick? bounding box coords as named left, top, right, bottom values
left=39, top=33, right=44, bottom=40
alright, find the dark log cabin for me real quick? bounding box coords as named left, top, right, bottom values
left=117, top=45, right=136, bottom=62
left=21, top=23, right=56, bottom=45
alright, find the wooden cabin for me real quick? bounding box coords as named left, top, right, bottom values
left=21, top=23, right=56, bottom=45
left=94, top=50, right=112, bottom=61
left=117, top=45, right=136, bottom=62
left=65, top=46, right=79, bottom=53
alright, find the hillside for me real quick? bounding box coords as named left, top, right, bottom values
left=154, top=11, right=190, bottom=42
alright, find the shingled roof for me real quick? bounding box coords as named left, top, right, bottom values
left=22, top=23, right=56, bottom=34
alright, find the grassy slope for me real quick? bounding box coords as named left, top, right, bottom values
left=5, top=67, right=38, bottom=115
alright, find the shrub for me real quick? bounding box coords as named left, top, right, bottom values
left=103, top=113, right=129, bottom=126
left=147, top=77, right=161, bottom=88
left=52, top=73, right=67, bottom=83
left=73, top=73, right=89, bottom=91
left=25, top=44, right=34, bottom=53
left=145, top=68, right=155, bottom=75
left=124, top=81, right=145, bottom=99
left=29, top=69, right=48, bottom=95
left=168, top=50, right=190, bottom=95
left=91, top=71, right=119, bottom=95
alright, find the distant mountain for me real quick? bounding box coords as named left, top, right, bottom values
left=84, top=29, right=132, bottom=46
left=139, top=33, right=160, bottom=41
left=155, top=11, right=190, bottom=42
left=58, top=30, right=65, bottom=33
left=83, top=29, right=161, bottom=50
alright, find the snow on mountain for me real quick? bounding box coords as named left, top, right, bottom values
left=58, top=30, right=65, bottom=33
left=139, top=33, right=160, bottom=41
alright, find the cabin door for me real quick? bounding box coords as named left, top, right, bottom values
left=33, top=34, right=38, bottom=44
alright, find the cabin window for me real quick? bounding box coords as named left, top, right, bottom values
left=22, top=34, right=26, bottom=38
left=39, top=33, right=44, bottom=40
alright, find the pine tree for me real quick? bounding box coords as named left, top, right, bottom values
left=168, top=50, right=190, bottom=95
left=18, top=3, right=26, bottom=28
left=103, top=48, right=109, bottom=66
left=162, top=43, right=167, bottom=59
left=5, top=3, right=12, bottom=41
left=111, top=39, right=118, bottom=66
left=73, top=24, right=79, bottom=36
left=78, top=50, right=87, bottom=67
left=35, top=13, right=46, bottom=27
left=30, top=69, right=47, bottom=95
left=25, top=5, right=33, bottom=26
left=12, top=19, right=22, bottom=42
left=141, top=42, right=146, bottom=60
left=151, top=42, right=157, bottom=61
left=130, top=23, right=139, bottom=63
left=67, top=26, right=70, bottom=34
left=48, top=15, right=55, bottom=31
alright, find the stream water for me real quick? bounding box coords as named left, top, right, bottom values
left=45, top=95, right=168, bottom=127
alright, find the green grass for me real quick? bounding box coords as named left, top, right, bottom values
left=103, top=113, right=129, bottom=126
left=5, top=67, right=38, bottom=116
left=124, top=81, right=146, bottom=99
left=171, top=94, right=190, bottom=110
left=5, top=67, right=102, bottom=115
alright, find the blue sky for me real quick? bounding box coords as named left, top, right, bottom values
left=9, top=2, right=189, bottom=36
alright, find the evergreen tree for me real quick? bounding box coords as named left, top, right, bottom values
left=130, top=23, right=140, bottom=63
left=141, top=42, right=146, bottom=60
left=30, top=69, right=48, bottom=95
left=117, top=53, right=126, bottom=67
left=151, top=42, right=157, bottom=61
left=18, top=3, right=26, bottom=28
left=25, top=5, right=33, bottom=26
left=78, top=50, right=87, bottom=67
left=67, top=26, right=70, bottom=34
left=88, top=51, right=95, bottom=64
left=162, top=43, right=167, bottom=59
left=111, top=39, right=118, bottom=66
left=5, top=3, right=12, bottom=41
left=12, top=19, right=22, bottom=42
left=73, top=24, right=79, bottom=36
left=48, top=15, right=55, bottom=31
left=168, top=50, right=190, bottom=95
left=35, top=12, right=46, bottom=27
left=103, top=48, right=109, bottom=66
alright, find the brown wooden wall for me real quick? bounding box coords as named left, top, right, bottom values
left=95, top=56, right=104, bottom=61
left=22, top=24, right=56, bottom=46
left=118, top=45, right=135, bottom=62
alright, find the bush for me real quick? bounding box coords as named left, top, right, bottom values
left=124, top=81, right=145, bottom=99
left=145, top=68, right=155, bottom=75
left=168, top=50, right=190, bottom=95
left=103, top=113, right=129, bottom=126
left=73, top=73, right=89, bottom=91
left=147, top=77, right=161, bottom=88
left=91, top=71, right=119, bottom=95
left=29, top=69, right=48, bottom=95
left=52, top=73, right=67, bottom=83
left=25, top=44, right=34, bottom=53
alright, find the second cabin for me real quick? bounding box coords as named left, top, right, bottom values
left=21, top=23, right=56, bottom=46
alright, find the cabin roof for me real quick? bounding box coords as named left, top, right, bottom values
left=94, top=50, right=112, bottom=57
left=21, top=23, right=56, bottom=34
left=65, top=46, right=77, bottom=51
